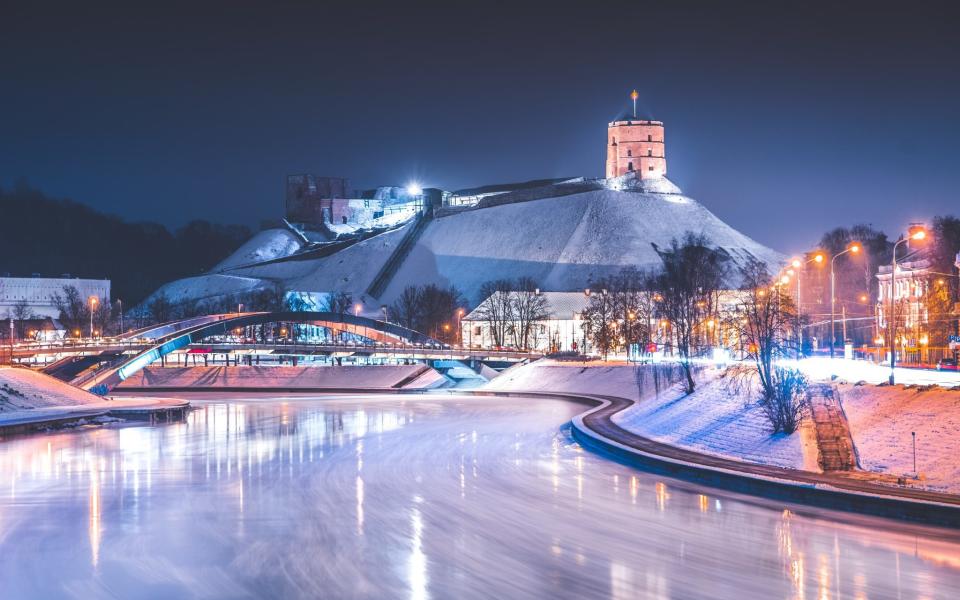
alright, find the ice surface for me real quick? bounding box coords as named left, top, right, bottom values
left=0, top=394, right=958, bottom=599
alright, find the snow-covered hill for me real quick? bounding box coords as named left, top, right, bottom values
left=145, top=177, right=784, bottom=309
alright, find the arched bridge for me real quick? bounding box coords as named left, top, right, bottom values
left=82, top=311, right=443, bottom=392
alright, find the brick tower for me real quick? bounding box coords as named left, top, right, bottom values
left=605, top=91, right=666, bottom=179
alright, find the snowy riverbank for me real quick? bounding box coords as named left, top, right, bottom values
left=484, top=360, right=818, bottom=471
left=838, top=383, right=960, bottom=493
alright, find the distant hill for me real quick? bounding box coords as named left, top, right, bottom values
left=0, top=182, right=251, bottom=305
left=148, top=175, right=784, bottom=308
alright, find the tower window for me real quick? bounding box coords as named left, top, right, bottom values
left=611, top=137, right=616, bottom=145
left=647, top=135, right=652, bottom=142
left=648, top=165, right=654, bottom=171
left=627, top=149, right=632, bottom=157
left=628, top=162, right=634, bottom=171
left=647, top=149, right=652, bottom=156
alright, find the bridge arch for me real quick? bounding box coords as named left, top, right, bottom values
left=85, top=312, right=442, bottom=392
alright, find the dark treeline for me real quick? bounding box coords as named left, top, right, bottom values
left=0, top=182, right=251, bottom=305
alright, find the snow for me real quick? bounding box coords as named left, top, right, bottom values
left=838, top=383, right=960, bottom=492
left=144, top=179, right=783, bottom=308
left=116, top=365, right=444, bottom=390
left=213, top=228, right=303, bottom=271
left=798, top=357, right=960, bottom=388
left=484, top=360, right=814, bottom=470
left=0, top=366, right=104, bottom=411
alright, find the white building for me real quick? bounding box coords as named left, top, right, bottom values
left=0, top=276, right=111, bottom=320
left=461, top=291, right=590, bottom=352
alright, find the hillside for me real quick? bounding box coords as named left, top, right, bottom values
left=147, top=177, right=784, bottom=308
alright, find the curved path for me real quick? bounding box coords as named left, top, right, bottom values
left=0, top=392, right=958, bottom=599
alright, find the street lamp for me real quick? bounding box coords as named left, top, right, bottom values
left=456, top=308, right=465, bottom=347
left=790, top=252, right=825, bottom=358
left=830, top=242, right=861, bottom=364
left=354, top=303, right=362, bottom=317
left=88, top=296, right=98, bottom=339
left=888, top=226, right=928, bottom=384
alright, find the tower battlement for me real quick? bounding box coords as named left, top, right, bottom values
left=605, top=93, right=666, bottom=179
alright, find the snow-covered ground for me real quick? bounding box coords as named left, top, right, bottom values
left=838, top=383, right=960, bottom=492
left=213, top=228, right=303, bottom=271
left=484, top=360, right=816, bottom=471
left=116, top=365, right=446, bottom=390
left=144, top=179, right=784, bottom=308
left=0, top=367, right=103, bottom=411
left=799, top=357, right=960, bottom=388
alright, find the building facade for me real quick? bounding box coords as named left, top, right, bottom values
left=461, top=291, right=590, bottom=352
left=606, top=116, right=666, bottom=179
left=0, top=276, right=110, bottom=320
left=875, top=259, right=936, bottom=356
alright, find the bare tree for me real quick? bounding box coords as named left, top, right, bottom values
left=581, top=289, right=617, bottom=359
left=727, top=259, right=807, bottom=434
left=11, top=300, right=33, bottom=340
left=510, top=277, right=549, bottom=350
left=52, top=285, right=87, bottom=336
left=475, top=279, right=514, bottom=348
left=388, top=286, right=421, bottom=330
left=648, top=232, right=730, bottom=392
left=148, top=293, right=175, bottom=324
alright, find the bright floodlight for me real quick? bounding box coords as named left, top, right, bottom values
left=406, top=182, right=422, bottom=196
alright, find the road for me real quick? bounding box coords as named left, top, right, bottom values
left=0, top=394, right=958, bottom=598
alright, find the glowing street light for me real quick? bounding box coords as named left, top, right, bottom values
left=789, top=252, right=825, bottom=358
left=406, top=182, right=423, bottom=196
left=354, top=303, right=362, bottom=317
left=830, top=242, right=861, bottom=365
left=88, top=296, right=98, bottom=339
left=887, top=225, right=929, bottom=384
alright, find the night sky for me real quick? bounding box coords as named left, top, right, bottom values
left=2, top=1, right=958, bottom=253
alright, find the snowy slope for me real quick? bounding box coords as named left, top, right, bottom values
left=214, top=228, right=303, bottom=271
left=483, top=360, right=814, bottom=470
left=839, top=384, right=960, bottom=492
left=143, top=178, right=783, bottom=309
left=0, top=367, right=103, bottom=410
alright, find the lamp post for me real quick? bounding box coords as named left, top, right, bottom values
left=118, top=298, right=123, bottom=337
left=830, top=242, right=861, bottom=364
left=888, top=227, right=927, bottom=385
left=790, top=253, right=824, bottom=358
left=88, top=296, right=98, bottom=340
left=457, top=308, right=465, bottom=347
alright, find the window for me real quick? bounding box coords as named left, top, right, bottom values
left=647, top=134, right=652, bottom=142
left=611, top=137, right=616, bottom=145
left=648, top=165, right=654, bottom=171
left=648, top=149, right=652, bottom=156
left=342, top=215, right=348, bottom=224
left=628, top=162, right=634, bottom=171
left=627, top=149, right=632, bottom=157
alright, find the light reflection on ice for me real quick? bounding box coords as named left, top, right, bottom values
left=0, top=395, right=955, bottom=599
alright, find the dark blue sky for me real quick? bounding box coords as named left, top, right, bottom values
left=2, top=1, right=958, bottom=253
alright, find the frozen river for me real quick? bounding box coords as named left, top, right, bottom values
left=1, top=394, right=959, bottom=599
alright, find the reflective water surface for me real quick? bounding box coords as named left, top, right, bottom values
left=0, top=394, right=959, bottom=599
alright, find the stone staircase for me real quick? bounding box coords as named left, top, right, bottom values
left=807, top=383, right=859, bottom=472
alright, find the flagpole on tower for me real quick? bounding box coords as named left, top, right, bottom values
left=630, top=89, right=639, bottom=118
